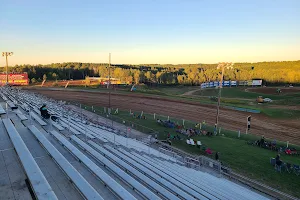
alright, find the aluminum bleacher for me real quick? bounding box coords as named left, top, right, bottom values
left=30, top=111, right=47, bottom=126
left=50, top=130, right=137, bottom=200
left=88, top=140, right=180, bottom=200
left=0, top=104, right=6, bottom=115
left=131, top=152, right=218, bottom=200
left=28, top=125, right=104, bottom=200
left=2, top=118, right=58, bottom=200
left=70, top=135, right=161, bottom=200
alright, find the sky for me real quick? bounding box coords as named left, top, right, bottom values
left=1, top=0, right=300, bottom=65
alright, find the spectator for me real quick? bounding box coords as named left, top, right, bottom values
left=202, top=120, right=206, bottom=130
left=213, top=124, right=217, bottom=135
left=40, top=104, right=58, bottom=121
left=260, top=135, right=265, bottom=147
left=167, top=133, right=170, bottom=139
left=40, top=104, right=50, bottom=119
left=275, top=154, right=282, bottom=167
left=215, top=152, right=219, bottom=161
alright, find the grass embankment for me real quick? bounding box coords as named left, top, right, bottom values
left=80, top=104, right=300, bottom=198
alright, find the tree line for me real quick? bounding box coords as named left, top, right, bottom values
left=1, top=60, right=300, bottom=85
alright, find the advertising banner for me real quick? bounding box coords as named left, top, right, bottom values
left=252, top=80, right=262, bottom=86
left=231, top=81, right=237, bottom=86
left=0, top=73, right=29, bottom=85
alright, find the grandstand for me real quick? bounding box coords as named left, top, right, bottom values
left=0, top=86, right=271, bottom=200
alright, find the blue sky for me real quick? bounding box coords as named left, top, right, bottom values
left=1, top=0, right=299, bottom=65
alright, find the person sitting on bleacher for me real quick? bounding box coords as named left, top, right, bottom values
left=40, top=104, right=58, bottom=121
left=40, top=104, right=50, bottom=119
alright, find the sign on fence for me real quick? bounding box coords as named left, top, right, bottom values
left=200, top=80, right=262, bottom=88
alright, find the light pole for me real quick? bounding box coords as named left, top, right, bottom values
left=215, top=62, right=234, bottom=129
left=2, top=52, right=13, bottom=85
left=108, top=53, right=114, bottom=128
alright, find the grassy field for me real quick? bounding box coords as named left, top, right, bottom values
left=81, top=104, right=300, bottom=198
left=194, top=87, right=300, bottom=100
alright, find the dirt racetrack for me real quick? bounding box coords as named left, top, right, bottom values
left=27, top=88, right=300, bottom=145
left=248, top=87, right=300, bottom=95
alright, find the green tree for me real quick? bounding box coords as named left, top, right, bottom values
left=31, top=78, right=37, bottom=84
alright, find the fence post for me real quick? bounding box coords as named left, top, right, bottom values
left=29, top=108, right=32, bottom=124
left=167, top=116, right=169, bottom=121
left=50, top=118, right=53, bottom=131
left=183, top=119, right=185, bottom=126
left=238, top=130, right=241, bottom=138
left=92, top=105, right=94, bottom=112
left=68, top=115, right=71, bottom=133
left=114, top=134, right=116, bottom=147
left=85, top=123, right=88, bottom=142
left=80, top=104, right=82, bottom=122
left=154, top=113, right=156, bottom=120
left=6, top=103, right=8, bottom=119
left=219, top=127, right=221, bottom=134
left=287, top=141, right=289, bottom=148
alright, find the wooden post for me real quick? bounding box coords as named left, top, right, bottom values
left=154, top=113, right=156, bottom=119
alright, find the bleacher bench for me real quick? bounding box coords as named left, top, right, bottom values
left=50, top=130, right=137, bottom=200
left=2, top=119, right=58, bottom=200
left=0, top=104, right=6, bottom=115
left=70, top=135, right=160, bottom=200
left=28, top=125, right=103, bottom=200
left=30, top=111, right=47, bottom=126
left=89, top=141, right=180, bottom=200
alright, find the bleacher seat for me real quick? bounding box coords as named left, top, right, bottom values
left=88, top=141, right=181, bottom=200
left=50, top=130, right=137, bottom=200
left=28, top=125, right=104, bottom=200
left=2, top=119, right=58, bottom=200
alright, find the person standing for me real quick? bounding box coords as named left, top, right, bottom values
left=215, top=152, right=219, bottom=161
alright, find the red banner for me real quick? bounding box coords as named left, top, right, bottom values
left=0, top=73, right=29, bottom=85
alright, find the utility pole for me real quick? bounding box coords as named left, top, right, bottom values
left=108, top=53, right=111, bottom=109
left=215, top=62, right=233, bottom=128
left=108, top=53, right=113, bottom=128
left=2, top=52, right=13, bottom=85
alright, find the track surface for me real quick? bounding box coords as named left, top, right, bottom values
left=248, top=87, right=300, bottom=94
left=27, top=88, right=300, bottom=145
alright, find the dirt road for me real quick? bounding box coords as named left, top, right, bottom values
left=27, top=88, right=300, bottom=145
